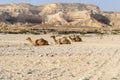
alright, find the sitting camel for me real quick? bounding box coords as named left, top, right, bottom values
left=26, top=37, right=49, bottom=46
left=69, top=35, right=82, bottom=42
left=50, top=36, right=71, bottom=44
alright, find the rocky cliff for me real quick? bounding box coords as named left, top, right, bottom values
left=0, top=3, right=119, bottom=29
left=101, top=12, right=120, bottom=28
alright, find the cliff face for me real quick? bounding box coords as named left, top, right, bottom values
left=0, top=3, right=119, bottom=28
left=100, top=12, right=120, bottom=28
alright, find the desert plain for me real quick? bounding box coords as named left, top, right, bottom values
left=0, top=33, right=120, bottom=80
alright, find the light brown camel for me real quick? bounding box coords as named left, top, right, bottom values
left=26, top=37, right=49, bottom=46
left=69, top=35, right=82, bottom=42
left=50, top=36, right=71, bottom=44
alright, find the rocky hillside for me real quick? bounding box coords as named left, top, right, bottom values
left=0, top=3, right=120, bottom=33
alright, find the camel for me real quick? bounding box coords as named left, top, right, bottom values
left=69, top=35, right=82, bottom=42
left=26, top=37, right=49, bottom=46
left=50, top=36, right=71, bottom=44
left=43, top=31, right=47, bottom=34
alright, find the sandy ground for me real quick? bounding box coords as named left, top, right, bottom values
left=0, top=33, right=120, bottom=80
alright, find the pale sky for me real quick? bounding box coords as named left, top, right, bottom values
left=0, top=0, right=119, bottom=12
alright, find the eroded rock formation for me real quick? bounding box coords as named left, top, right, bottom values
left=0, top=3, right=119, bottom=28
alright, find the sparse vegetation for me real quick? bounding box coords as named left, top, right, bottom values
left=0, top=24, right=120, bottom=35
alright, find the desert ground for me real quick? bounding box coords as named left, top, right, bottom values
left=0, top=33, right=120, bottom=80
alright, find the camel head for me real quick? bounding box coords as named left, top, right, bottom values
left=26, top=37, right=37, bottom=46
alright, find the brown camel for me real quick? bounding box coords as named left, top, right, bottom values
left=43, top=31, right=47, bottom=34
left=50, top=36, right=71, bottom=44
left=26, top=37, right=49, bottom=46
left=69, top=35, right=82, bottom=42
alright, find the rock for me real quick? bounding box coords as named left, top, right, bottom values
left=67, top=10, right=108, bottom=27
left=16, top=14, right=42, bottom=23
left=39, top=3, right=99, bottom=15
left=0, top=12, right=15, bottom=23
left=0, top=3, right=119, bottom=28
left=101, top=12, right=120, bottom=27
left=45, top=12, right=69, bottom=26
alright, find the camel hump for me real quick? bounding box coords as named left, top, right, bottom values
left=60, top=37, right=71, bottom=44
left=69, top=35, right=82, bottom=42
left=36, top=38, right=49, bottom=45
left=35, top=39, right=40, bottom=45
left=75, top=36, right=82, bottom=41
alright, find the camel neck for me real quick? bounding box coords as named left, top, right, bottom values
left=69, top=36, right=72, bottom=40
left=53, top=37, right=58, bottom=44
left=28, top=38, right=36, bottom=46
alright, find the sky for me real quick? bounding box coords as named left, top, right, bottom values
left=0, top=0, right=119, bottom=12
